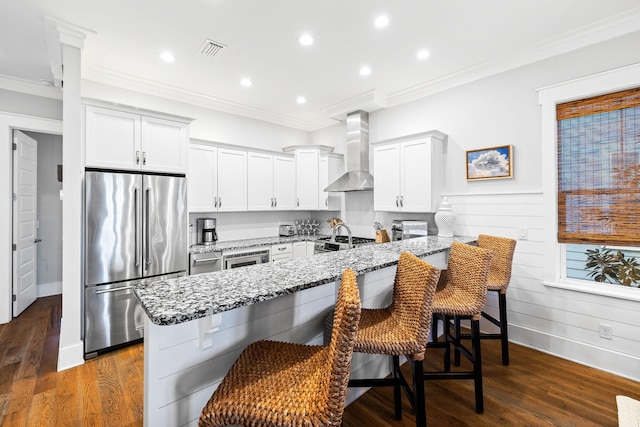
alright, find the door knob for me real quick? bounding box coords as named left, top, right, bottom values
left=34, top=238, right=42, bottom=243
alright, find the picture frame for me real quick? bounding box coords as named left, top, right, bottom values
left=466, top=144, right=513, bottom=180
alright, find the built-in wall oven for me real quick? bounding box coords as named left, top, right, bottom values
left=222, top=248, right=270, bottom=270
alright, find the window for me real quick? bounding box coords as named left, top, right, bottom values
left=556, top=88, right=640, bottom=246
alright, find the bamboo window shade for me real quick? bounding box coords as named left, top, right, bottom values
left=556, top=87, right=640, bottom=246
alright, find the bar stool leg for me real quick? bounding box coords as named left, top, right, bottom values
left=443, top=315, right=451, bottom=372
left=499, top=293, right=509, bottom=366
left=412, top=359, right=427, bottom=427
left=453, top=317, right=461, bottom=367
left=393, top=355, right=402, bottom=420
left=471, top=318, right=484, bottom=413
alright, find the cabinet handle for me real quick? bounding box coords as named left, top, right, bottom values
left=400, top=195, right=404, bottom=207
left=270, top=197, right=274, bottom=208
left=274, top=198, right=277, bottom=208
left=214, top=197, right=218, bottom=208
left=325, top=197, right=328, bottom=207
left=142, top=151, right=147, bottom=165
left=297, top=197, right=300, bottom=207
left=396, top=196, right=399, bottom=207
left=218, top=197, right=222, bottom=208
left=136, top=151, right=140, bottom=165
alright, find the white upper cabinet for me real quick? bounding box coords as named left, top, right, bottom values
left=273, top=155, right=296, bottom=210
left=318, top=154, right=343, bottom=211
left=373, top=131, right=446, bottom=213
left=85, top=104, right=189, bottom=173
left=247, top=152, right=295, bottom=211
left=294, top=149, right=320, bottom=210
left=188, top=144, right=247, bottom=212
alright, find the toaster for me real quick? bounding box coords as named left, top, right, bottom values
left=279, top=225, right=295, bottom=236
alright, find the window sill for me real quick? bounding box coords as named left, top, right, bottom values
left=543, top=279, right=640, bottom=302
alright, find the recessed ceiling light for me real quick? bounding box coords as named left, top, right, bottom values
left=296, top=96, right=307, bottom=104
left=240, top=78, right=253, bottom=87
left=374, top=15, right=389, bottom=28
left=299, top=33, right=314, bottom=46
left=359, top=66, right=372, bottom=76
left=417, top=49, right=430, bottom=61
left=160, top=51, right=176, bottom=62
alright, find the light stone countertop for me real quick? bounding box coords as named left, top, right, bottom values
left=134, top=235, right=475, bottom=326
left=189, top=234, right=329, bottom=254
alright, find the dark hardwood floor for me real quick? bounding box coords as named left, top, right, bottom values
left=1, top=295, right=639, bottom=426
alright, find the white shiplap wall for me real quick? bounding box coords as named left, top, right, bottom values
left=448, top=191, right=640, bottom=381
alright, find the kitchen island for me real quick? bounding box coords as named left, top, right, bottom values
left=134, top=235, right=474, bottom=427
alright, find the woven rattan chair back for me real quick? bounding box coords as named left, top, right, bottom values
left=436, top=241, right=493, bottom=320
left=386, top=251, right=441, bottom=361
left=477, top=234, right=516, bottom=294
left=198, top=269, right=361, bottom=427
left=324, top=269, right=362, bottom=422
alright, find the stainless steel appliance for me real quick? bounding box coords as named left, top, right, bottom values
left=391, top=220, right=429, bottom=241
left=197, top=218, right=218, bottom=245
left=84, top=169, right=187, bottom=358
left=279, top=224, right=295, bottom=236
left=190, top=251, right=222, bottom=275
left=314, top=236, right=375, bottom=254
left=222, top=248, right=270, bottom=269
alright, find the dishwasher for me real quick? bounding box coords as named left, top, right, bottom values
left=189, top=251, right=223, bottom=275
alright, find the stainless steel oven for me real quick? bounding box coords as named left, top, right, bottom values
left=222, top=248, right=270, bottom=270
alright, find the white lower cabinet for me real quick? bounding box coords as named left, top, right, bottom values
left=293, top=241, right=315, bottom=258
left=271, top=243, right=293, bottom=262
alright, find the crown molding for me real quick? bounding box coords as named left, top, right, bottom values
left=386, top=6, right=640, bottom=107
left=81, top=66, right=336, bottom=131
left=0, top=74, right=62, bottom=100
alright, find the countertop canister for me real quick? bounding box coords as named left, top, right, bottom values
left=434, top=197, right=456, bottom=237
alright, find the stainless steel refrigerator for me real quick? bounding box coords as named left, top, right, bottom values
left=84, top=169, right=187, bottom=357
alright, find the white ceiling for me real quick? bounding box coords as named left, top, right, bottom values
left=2, top=0, right=640, bottom=130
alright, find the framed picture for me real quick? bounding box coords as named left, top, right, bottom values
left=466, top=145, right=513, bottom=180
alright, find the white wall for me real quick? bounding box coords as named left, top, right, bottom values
left=26, top=132, right=63, bottom=297
left=318, top=31, right=640, bottom=380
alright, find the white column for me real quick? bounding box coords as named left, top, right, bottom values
left=56, top=24, right=86, bottom=371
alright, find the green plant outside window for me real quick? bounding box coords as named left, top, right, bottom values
left=567, top=244, right=640, bottom=287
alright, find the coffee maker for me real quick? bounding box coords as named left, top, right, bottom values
left=197, top=218, right=218, bottom=245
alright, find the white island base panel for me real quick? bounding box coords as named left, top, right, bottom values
left=143, top=251, right=447, bottom=427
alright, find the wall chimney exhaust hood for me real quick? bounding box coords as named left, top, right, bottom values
left=324, top=110, right=374, bottom=192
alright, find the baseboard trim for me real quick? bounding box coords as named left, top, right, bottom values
left=37, top=281, right=62, bottom=297
left=510, top=324, right=640, bottom=382
left=57, top=316, right=85, bottom=372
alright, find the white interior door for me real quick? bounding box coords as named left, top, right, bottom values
left=13, top=130, right=38, bottom=316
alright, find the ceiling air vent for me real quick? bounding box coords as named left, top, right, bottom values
left=199, top=39, right=227, bottom=57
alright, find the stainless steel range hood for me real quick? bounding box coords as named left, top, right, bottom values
left=324, top=110, right=374, bottom=192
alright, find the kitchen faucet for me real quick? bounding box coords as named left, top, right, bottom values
left=331, top=223, right=353, bottom=248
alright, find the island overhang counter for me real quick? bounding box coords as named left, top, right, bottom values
left=134, top=235, right=474, bottom=427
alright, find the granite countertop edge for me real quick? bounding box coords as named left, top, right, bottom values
left=135, top=235, right=475, bottom=326
left=189, top=234, right=329, bottom=254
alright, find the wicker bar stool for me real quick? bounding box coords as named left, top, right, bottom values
left=198, top=269, right=361, bottom=427
left=454, top=234, right=517, bottom=366
left=424, top=241, right=493, bottom=414
left=325, top=251, right=441, bottom=427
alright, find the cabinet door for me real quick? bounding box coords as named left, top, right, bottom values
left=217, top=148, right=247, bottom=211
left=319, top=155, right=343, bottom=211
left=400, top=139, right=431, bottom=212
left=292, top=241, right=307, bottom=259
left=141, top=117, right=188, bottom=173
left=373, top=144, right=401, bottom=211
left=85, top=106, right=141, bottom=170
left=187, top=145, right=217, bottom=212
left=247, top=152, right=274, bottom=211
left=273, top=156, right=296, bottom=210
left=295, top=150, right=319, bottom=210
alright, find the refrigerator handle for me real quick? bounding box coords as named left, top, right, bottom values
left=145, top=188, right=151, bottom=267
left=134, top=187, right=140, bottom=267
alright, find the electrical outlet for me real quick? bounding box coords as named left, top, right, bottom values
left=518, top=227, right=528, bottom=240
left=599, top=323, right=613, bottom=340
